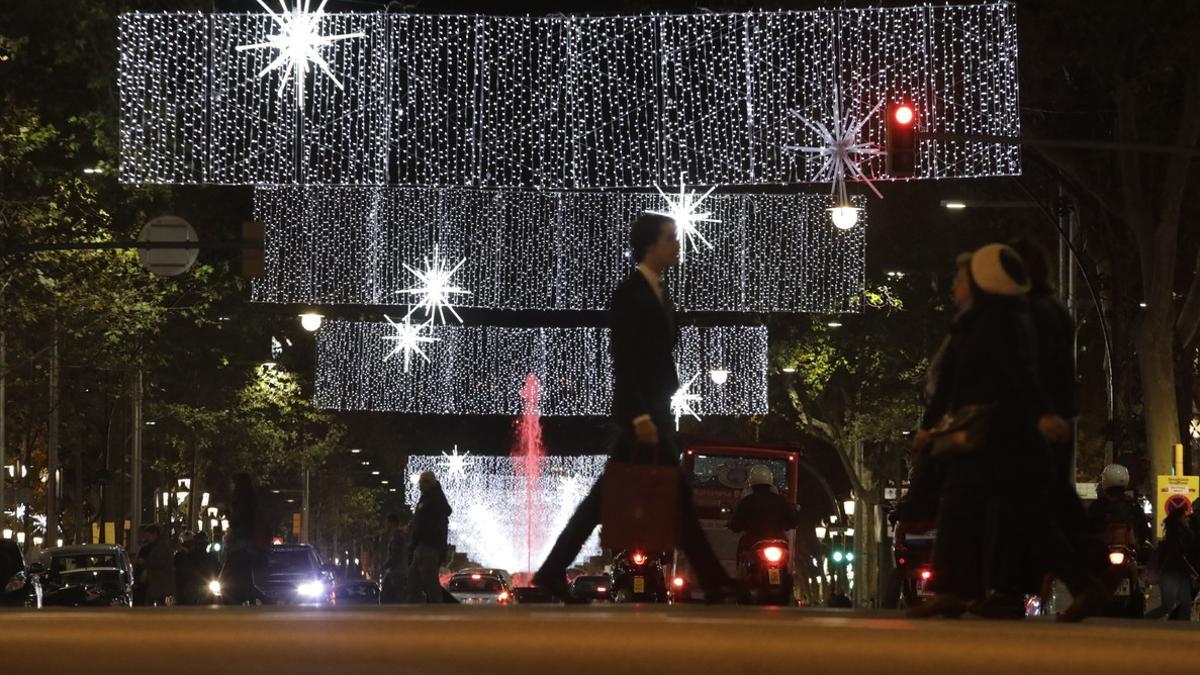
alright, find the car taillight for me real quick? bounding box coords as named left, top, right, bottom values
left=919, top=569, right=932, bottom=581
left=498, top=590, right=509, bottom=604
left=1108, top=550, right=1126, bottom=566
left=760, top=546, right=785, bottom=563
left=631, top=552, right=647, bottom=566
left=672, top=577, right=685, bottom=588
left=595, top=586, right=607, bottom=593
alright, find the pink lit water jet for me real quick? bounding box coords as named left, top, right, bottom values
left=511, top=373, right=545, bottom=575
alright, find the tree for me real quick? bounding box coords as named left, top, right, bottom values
left=1019, top=0, right=1200, bottom=484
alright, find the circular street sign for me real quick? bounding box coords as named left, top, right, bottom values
left=138, top=215, right=199, bottom=277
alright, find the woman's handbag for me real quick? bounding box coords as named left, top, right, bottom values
left=927, top=403, right=995, bottom=458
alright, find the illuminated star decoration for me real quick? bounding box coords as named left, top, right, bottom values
left=381, top=312, right=438, bottom=372
left=786, top=83, right=885, bottom=219
left=670, top=372, right=703, bottom=431
left=442, top=445, right=472, bottom=480
left=399, top=244, right=472, bottom=325
left=235, top=0, right=365, bottom=110
left=648, top=175, right=721, bottom=265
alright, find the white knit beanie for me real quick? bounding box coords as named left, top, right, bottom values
left=969, top=243, right=1031, bottom=297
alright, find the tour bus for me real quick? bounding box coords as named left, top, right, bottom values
left=670, top=441, right=801, bottom=603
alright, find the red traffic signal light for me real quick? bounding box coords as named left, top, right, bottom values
left=886, top=103, right=917, bottom=178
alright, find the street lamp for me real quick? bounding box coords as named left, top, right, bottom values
left=829, top=205, right=859, bottom=230
left=843, top=498, right=856, bottom=517
left=708, top=368, right=730, bottom=385
left=299, top=312, right=323, bottom=332
left=814, top=524, right=827, bottom=540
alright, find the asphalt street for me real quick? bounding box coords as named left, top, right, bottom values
left=2, top=605, right=1196, bottom=675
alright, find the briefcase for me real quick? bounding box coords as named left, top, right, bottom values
left=599, top=459, right=680, bottom=552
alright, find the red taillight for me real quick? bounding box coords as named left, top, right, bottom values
left=498, top=590, right=509, bottom=604
left=631, top=552, right=647, bottom=566
left=471, top=574, right=482, bottom=580
left=894, top=104, right=914, bottom=125
left=672, top=577, right=685, bottom=588
left=897, top=557, right=907, bottom=566
left=1108, top=550, right=1126, bottom=566
left=919, top=569, right=932, bottom=581
left=761, top=546, right=785, bottom=563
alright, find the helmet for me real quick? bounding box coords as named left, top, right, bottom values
left=748, top=465, right=774, bottom=487
left=1099, top=464, right=1130, bottom=491
left=1165, top=494, right=1192, bottom=516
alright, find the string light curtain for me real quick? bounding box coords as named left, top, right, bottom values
left=405, top=454, right=609, bottom=571
left=118, top=4, right=1019, bottom=187
left=250, top=186, right=865, bottom=313
left=315, top=321, right=768, bottom=416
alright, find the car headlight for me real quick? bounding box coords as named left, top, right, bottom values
left=208, top=580, right=222, bottom=595
left=297, top=580, right=325, bottom=597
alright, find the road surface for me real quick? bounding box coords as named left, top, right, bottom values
left=2, top=605, right=1196, bottom=674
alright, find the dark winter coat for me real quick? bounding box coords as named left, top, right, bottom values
left=1026, top=290, right=1078, bottom=419
left=728, top=486, right=801, bottom=543
left=610, top=270, right=678, bottom=430
left=933, top=300, right=1053, bottom=491
left=410, top=484, right=452, bottom=555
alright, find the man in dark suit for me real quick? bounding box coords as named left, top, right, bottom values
left=532, top=212, right=734, bottom=602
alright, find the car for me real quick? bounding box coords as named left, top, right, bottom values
left=1, top=540, right=39, bottom=607
left=456, top=567, right=513, bottom=588
left=333, top=579, right=381, bottom=605
left=570, top=574, right=612, bottom=602
left=254, top=544, right=334, bottom=606
left=511, top=586, right=558, bottom=604
left=447, top=571, right=512, bottom=605
left=31, top=544, right=134, bottom=608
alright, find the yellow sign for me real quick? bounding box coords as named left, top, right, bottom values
left=1156, top=475, right=1199, bottom=537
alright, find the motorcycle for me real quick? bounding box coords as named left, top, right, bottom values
left=611, top=550, right=669, bottom=603
left=738, top=539, right=793, bottom=606
left=1100, top=543, right=1145, bottom=618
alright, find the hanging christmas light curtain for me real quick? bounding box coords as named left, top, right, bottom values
left=118, top=4, right=1019, bottom=187
left=315, top=321, right=768, bottom=416
left=405, top=454, right=608, bottom=571
left=250, top=186, right=865, bottom=313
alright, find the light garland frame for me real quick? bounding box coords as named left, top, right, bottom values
left=250, top=186, right=866, bottom=313
left=315, top=321, right=768, bottom=416
left=119, top=5, right=1020, bottom=188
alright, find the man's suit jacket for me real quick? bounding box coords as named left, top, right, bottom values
left=610, top=268, right=679, bottom=430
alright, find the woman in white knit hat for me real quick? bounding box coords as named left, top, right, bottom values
left=908, top=243, right=1073, bottom=619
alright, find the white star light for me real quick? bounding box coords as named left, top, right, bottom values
left=381, top=313, right=438, bottom=372
left=399, top=245, right=472, bottom=325
left=787, top=84, right=885, bottom=229
left=235, top=0, right=365, bottom=110
left=670, top=372, right=703, bottom=431
left=648, top=176, right=721, bottom=264
left=442, top=445, right=471, bottom=480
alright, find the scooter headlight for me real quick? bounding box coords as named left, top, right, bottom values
left=208, top=580, right=222, bottom=595
left=1108, top=550, right=1126, bottom=566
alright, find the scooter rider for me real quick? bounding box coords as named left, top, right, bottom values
left=1087, top=464, right=1150, bottom=547
left=728, top=466, right=801, bottom=562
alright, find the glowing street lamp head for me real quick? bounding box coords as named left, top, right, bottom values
left=894, top=104, right=915, bottom=126
left=829, top=205, right=860, bottom=230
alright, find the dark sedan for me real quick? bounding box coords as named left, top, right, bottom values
left=334, top=580, right=381, bottom=605
left=30, top=544, right=134, bottom=608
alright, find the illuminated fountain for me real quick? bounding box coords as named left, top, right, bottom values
left=406, top=374, right=605, bottom=573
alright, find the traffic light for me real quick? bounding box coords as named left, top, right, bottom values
left=886, top=103, right=917, bottom=177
